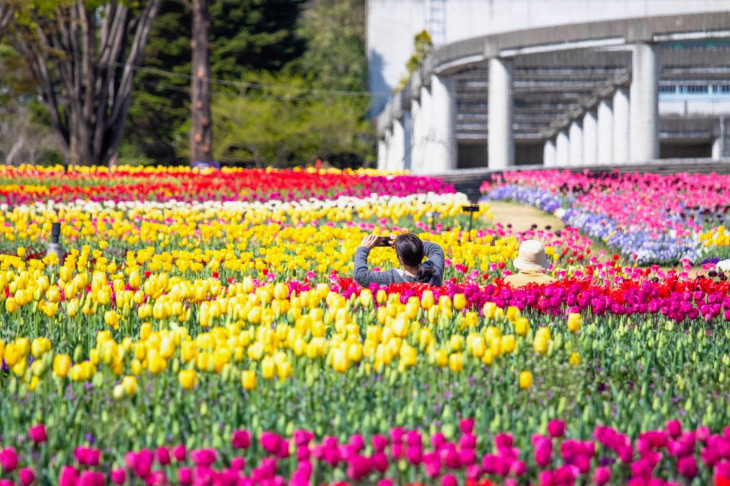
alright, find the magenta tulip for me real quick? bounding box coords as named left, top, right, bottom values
left=548, top=420, right=566, bottom=438
left=28, top=425, right=47, bottom=444
left=677, top=456, right=698, bottom=478
left=593, top=466, right=611, bottom=486
left=19, top=468, right=35, bottom=486
left=441, top=474, right=457, bottom=486
left=0, top=448, right=18, bottom=473
left=172, top=445, right=186, bottom=462
left=110, top=469, right=126, bottom=485
left=59, top=467, right=79, bottom=486
left=232, top=430, right=251, bottom=449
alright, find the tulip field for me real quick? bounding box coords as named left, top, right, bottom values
left=1, top=165, right=730, bottom=486
left=481, top=170, right=730, bottom=265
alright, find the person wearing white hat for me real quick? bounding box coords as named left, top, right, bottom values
left=504, top=239, right=556, bottom=287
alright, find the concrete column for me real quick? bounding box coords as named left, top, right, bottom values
left=414, top=87, right=432, bottom=174
left=488, top=57, right=514, bottom=169
left=543, top=139, right=556, bottom=167
left=556, top=130, right=569, bottom=166
left=388, top=118, right=405, bottom=171
left=597, top=99, right=614, bottom=164
left=377, top=139, right=387, bottom=170
left=582, top=110, right=598, bottom=166
left=613, top=88, right=630, bottom=163
left=712, top=137, right=724, bottom=161
left=630, top=43, right=659, bottom=162
left=402, top=111, right=413, bottom=171
left=569, top=120, right=583, bottom=166
left=409, top=99, right=422, bottom=171
left=423, top=75, right=456, bottom=174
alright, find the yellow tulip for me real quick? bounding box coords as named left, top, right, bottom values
left=453, top=293, right=466, bottom=311
left=420, top=290, right=434, bottom=309
left=261, top=356, right=276, bottom=379
left=567, top=313, right=583, bottom=333
left=514, top=317, right=530, bottom=336
left=569, top=352, right=583, bottom=366
left=178, top=369, right=197, bottom=390
left=449, top=334, right=464, bottom=352
left=448, top=352, right=463, bottom=372
left=519, top=371, right=533, bottom=389
left=501, top=335, right=516, bottom=354
left=122, top=375, right=138, bottom=396
left=241, top=370, right=256, bottom=390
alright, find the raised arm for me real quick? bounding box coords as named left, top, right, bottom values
left=422, top=241, right=445, bottom=279
left=353, top=235, right=397, bottom=287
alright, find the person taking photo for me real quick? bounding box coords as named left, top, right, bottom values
left=353, top=233, right=444, bottom=287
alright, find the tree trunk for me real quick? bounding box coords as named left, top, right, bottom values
left=190, top=0, right=213, bottom=166
left=0, top=4, right=12, bottom=35
left=9, top=0, right=162, bottom=166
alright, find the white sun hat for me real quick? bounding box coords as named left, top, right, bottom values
left=513, top=239, right=551, bottom=271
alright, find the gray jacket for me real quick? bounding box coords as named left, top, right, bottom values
left=353, top=241, right=445, bottom=287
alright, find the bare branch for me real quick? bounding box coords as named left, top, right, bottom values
left=8, top=0, right=162, bottom=166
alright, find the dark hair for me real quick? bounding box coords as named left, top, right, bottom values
left=395, top=233, right=436, bottom=283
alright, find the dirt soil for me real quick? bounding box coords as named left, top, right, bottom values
left=486, top=200, right=564, bottom=233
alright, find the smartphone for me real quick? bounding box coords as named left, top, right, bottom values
left=375, top=236, right=393, bottom=247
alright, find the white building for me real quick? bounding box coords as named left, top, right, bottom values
left=369, top=1, right=730, bottom=173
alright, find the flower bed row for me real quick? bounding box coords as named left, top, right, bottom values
left=0, top=165, right=455, bottom=205
left=480, top=170, right=730, bottom=264
left=3, top=419, right=730, bottom=485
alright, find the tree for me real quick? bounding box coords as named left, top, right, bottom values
left=207, top=73, right=371, bottom=167
left=125, top=0, right=305, bottom=165
left=125, top=0, right=191, bottom=164
left=9, top=0, right=163, bottom=166
left=294, top=0, right=367, bottom=95
left=190, top=0, right=212, bottom=165
left=0, top=3, right=12, bottom=35
left=0, top=42, right=62, bottom=166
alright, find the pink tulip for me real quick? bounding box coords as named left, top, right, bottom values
left=177, top=468, right=192, bottom=486
left=371, top=452, right=389, bottom=473
left=19, top=468, right=35, bottom=486
left=539, top=470, right=554, bottom=486
left=377, top=480, right=394, bottom=486
left=431, top=433, right=446, bottom=450
left=534, top=438, right=552, bottom=467
left=677, top=456, right=698, bottom=478
left=172, top=445, right=187, bottom=462
left=156, top=447, right=170, bottom=466
left=293, top=430, right=314, bottom=447
left=459, top=418, right=475, bottom=434
left=495, top=433, right=513, bottom=449
left=232, top=430, right=251, bottom=449
left=441, top=474, right=457, bottom=486
left=548, top=420, right=566, bottom=438
left=260, top=432, right=283, bottom=455
left=459, top=433, right=477, bottom=450
left=372, top=435, right=388, bottom=452
left=59, top=467, right=79, bottom=486
left=666, top=420, right=682, bottom=439
left=28, top=425, right=47, bottom=444
left=593, top=466, right=611, bottom=485
left=0, top=448, right=18, bottom=472
left=296, top=446, right=310, bottom=462
left=110, top=469, right=126, bottom=485
left=230, top=457, right=246, bottom=471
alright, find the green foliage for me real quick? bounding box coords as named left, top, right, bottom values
left=395, top=30, right=434, bottom=92
left=125, top=0, right=191, bottom=165
left=126, top=0, right=306, bottom=165
left=210, top=0, right=306, bottom=79
left=293, top=0, right=367, bottom=94
left=201, top=73, right=371, bottom=167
